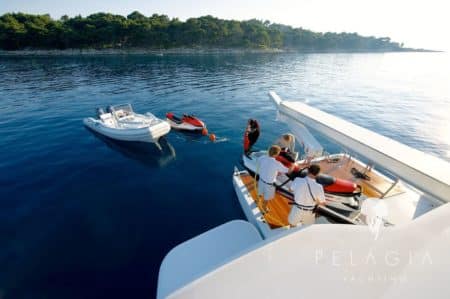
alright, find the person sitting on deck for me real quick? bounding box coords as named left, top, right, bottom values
left=257, top=145, right=292, bottom=214
left=288, top=164, right=326, bottom=227
left=275, top=133, right=298, bottom=163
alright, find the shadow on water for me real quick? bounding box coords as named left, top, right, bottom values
left=170, top=129, right=205, bottom=142
left=85, top=128, right=176, bottom=168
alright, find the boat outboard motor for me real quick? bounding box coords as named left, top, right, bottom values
left=96, top=107, right=105, bottom=118
left=106, top=106, right=113, bottom=113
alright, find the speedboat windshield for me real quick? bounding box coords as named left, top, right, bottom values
left=111, top=104, right=133, bottom=113
left=110, top=104, right=134, bottom=119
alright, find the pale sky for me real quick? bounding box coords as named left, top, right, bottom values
left=1, top=0, right=449, bottom=50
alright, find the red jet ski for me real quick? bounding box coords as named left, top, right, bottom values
left=166, top=112, right=207, bottom=133
left=289, top=167, right=361, bottom=196
left=275, top=151, right=360, bottom=196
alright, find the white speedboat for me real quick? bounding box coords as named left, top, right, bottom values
left=156, top=92, right=450, bottom=299
left=83, top=104, right=170, bottom=146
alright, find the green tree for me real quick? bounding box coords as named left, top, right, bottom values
left=0, top=11, right=405, bottom=51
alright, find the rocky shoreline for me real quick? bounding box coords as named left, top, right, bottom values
left=0, top=48, right=285, bottom=56
left=0, top=47, right=438, bottom=56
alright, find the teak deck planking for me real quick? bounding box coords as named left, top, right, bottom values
left=240, top=173, right=292, bottom=228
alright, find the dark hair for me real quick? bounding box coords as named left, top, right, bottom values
left=248, top=119, right=258, bottom=129
left=308, top=164, right=321, bottom=176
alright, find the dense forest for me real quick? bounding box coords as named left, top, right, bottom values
left=0, top=12, right=405, bottom=51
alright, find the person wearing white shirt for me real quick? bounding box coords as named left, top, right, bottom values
left=257, top=145, right=291, bottom=214
left=288, top=164, right=326, bottom=226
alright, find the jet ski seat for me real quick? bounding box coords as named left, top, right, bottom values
left=168, top=113, right=183, bottom=124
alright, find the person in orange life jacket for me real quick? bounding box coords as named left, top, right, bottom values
left=257, top=145, right=293, bottom=214
left=288, top=164, right=326, bottom=227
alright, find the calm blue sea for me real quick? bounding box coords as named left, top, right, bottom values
left=1, top=52, right=449, bottom=298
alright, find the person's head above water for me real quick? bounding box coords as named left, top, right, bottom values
left=268, top=145, right=282, bottom=157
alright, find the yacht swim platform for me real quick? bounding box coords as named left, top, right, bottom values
left=235, top=170, right=361, bottom=228
left=238, top=151, right=412, bottom=235
left=233, top=168, right=365, bottom=239
left=236, top=152, right=439, bottom=239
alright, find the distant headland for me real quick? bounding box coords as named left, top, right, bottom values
left=0, top=12, right=435, bottom=54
